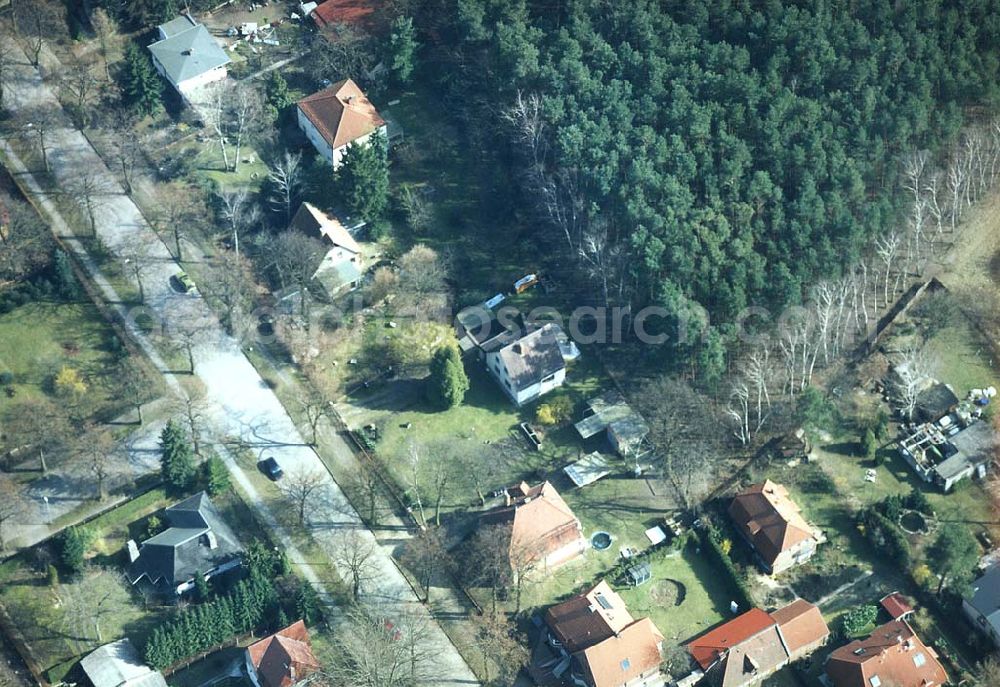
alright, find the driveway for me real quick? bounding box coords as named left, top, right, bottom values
left=2, top=47, right=478, bottom=686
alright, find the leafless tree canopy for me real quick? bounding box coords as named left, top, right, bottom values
left=0, top=477, right=29, bottom=550
left=322, top=607, right=435, bottom=687
left=281, top=467, right=326, bottom=526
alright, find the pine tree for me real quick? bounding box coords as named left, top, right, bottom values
left=145, top=628, right=168, bottom=669
left=53, top=249, right=81, bottom=301
left=59, top=526, right=91, bottom=575
left=389, top=16, right=418, bottom=85
left=160, top=420, right=195, bottom=491
left=295, top=582, right=321, bottom=624
left=194, top=570, right=211, bottom=603
left=120, top=42, right=162, bottom=116
left=426, top=345, right=469, bottom=409
left=335, top=131, right=389, bottom=222
left=202, top=456, right=230, bottom=496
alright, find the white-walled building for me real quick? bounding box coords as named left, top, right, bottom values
left=148, top=15, right=230, bottom=103
left=297, top=79, right=386, bottom=169
left=485, top=323, right=567, bottom=406
left=288, top=202, right=364, bottom=296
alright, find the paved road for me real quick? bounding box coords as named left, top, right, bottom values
left=2, top=48, right=478, bottom=686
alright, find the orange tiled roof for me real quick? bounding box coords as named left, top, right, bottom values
left=826, top=620, right=948, bottom=687
left=298, top=79, right=384, bottom=150
left=728, top=480, right=816, bottom=567
left=247, top=621, right=320, bottom=687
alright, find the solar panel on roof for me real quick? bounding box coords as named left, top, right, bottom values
left=596, top=594, right=613, bottom=610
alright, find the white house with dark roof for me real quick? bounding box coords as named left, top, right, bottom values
left=964, top=564, right=1000, bottom=648
left=148, top=15, right=230, bottom=103
left=125, top=492, right=243, bottom=596
left=485, top=323, right=567, bottom=406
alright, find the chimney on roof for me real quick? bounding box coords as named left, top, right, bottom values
left=205, top=531, right=218, bottom=549
left=513, top=344, right=522, bottom=354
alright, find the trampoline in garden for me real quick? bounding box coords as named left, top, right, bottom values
left=591, top=531, right=613, bottom=550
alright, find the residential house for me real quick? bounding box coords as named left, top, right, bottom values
left=687, top=600, right=829, bottom=687
left=480, top=481, right=587, bottom=572
left=825, top=620, right=948, bottom=687
left=963, top=564, right=1000, bottom=649
left=574, top=391, right=650, bottom=459
left=531, top=580, right=665, bottom=687
left=486, top=323, right=568, bottom=406
left=898, top=413, right=996, bottom=491
left=245, top=620, right=321, bottom=687
left=148, top=15, right=230, bottom=103
left=126, top=492, right=243, bottom=596
left=289, top=202, right=364, bottom=297
left=728, top=480, right=822, bottom=574
left=297, top=79, right=386, bottom=169
left=81, top=639, right=167, bottom=687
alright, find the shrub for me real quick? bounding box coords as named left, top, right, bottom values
left=906, top=488, right=934, bottom=515
left=536, top=395, right=573, bottom=426
left=0, top=371, right=13, bottom=386
left=425, top=345, right=469, bottom=409
left=59, top=526, right=93, bottom=575
left=841, top=605, right=878, bottom=637
left=47, top=564, right=59, bottom=587
left=861, top=428, right=878, bottom=460
left=54, top=366, right=87, bottom=398
left=912, top=563, right=934, bottom=589
left=701, top=526, right=754, bottom=610
left=858, top=508, right=910, bottom=566
left=202, top=456, right=230, bottom=496
left=145, top=515, right=164, bottom=540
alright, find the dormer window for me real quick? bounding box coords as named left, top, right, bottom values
left=870, top=676, right=881, bottom=687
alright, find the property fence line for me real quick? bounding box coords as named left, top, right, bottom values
left=0, top=604, right=49, bottom=687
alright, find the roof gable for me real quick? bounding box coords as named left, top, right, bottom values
left=545, top=580, right=635, bottom=653
left=728, top=480, right=815, bottom=566
left=575, top=618, right=664, bottom=687
left=248, top=621, right=320, bottom=687
left=298, top=79, right=384, bottom=149
left=290, top=202, right=361, bottom=253
left=496, top=324, right=566, bottom=391
left=826, top=620, right=948, bottom=687
left=770, top=599, right=829, bottom=654
left=481, top=481, right=582, bottom=566
left=687, top=609, right=777, bottom=670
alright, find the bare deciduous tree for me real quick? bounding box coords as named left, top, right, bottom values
left=399, top=527, right=449, bottom=602
left=230, top=86, right=268, bottom=173
left=874, top=231, right=901, bottom=309
left=201, top=248, right=254, bottom=339
left=217, top=187, right=260, bottom=261
left=333, top=528, right=377, bottom=601
left=282, top=467, right=325, bottom=526
left=472, top=610, right=530, bottom=687
left=91, top=9, right=118, bottom=81
left=268, top=151, right=303, bottom=222
left=325, top=607, right=434, bottom=687
left=0, top=477, right=28, bottom=550
left=79, top=426, right=115, bottom=501
left=890, top=347, right=934, bottom=421
left=66, top=169, right=114, bottom=236
left=61, top=56, right=100, bottom=127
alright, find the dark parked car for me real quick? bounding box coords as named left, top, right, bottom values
left=258, top=456, right=284, bottom=481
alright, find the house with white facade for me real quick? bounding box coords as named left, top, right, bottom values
left=148, top=15, right=230, bottom=103
left=297, top=79, right=386, bottom=169
left=485, top=323, right=567, bottom=406
left=964, top=564, right=1000, bottom=649
left=289, top=202, right=364, bottom=297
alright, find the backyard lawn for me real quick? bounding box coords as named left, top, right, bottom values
left=0, top=301, right=127, bottom=441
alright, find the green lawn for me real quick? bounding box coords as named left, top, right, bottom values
left=921, top=313, right=1000, bottom=397
left=0, top=301, right=125, bottom=441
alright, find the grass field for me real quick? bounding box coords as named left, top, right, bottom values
left=0, top=301, right=124, bottom=440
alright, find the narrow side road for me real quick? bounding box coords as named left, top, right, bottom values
left=2, top=43, right=478, bottom=686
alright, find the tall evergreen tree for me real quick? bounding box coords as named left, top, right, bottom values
left=389, top=16, right=418, bottom=85
left=335, top=131, right=389, bottom=222
left=160, top=420, right=195, bottom=491
left=119, top=42, right=162, bottom=116
left=426, top=345, right=469, bottom=409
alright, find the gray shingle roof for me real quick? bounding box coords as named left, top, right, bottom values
left=497, top=324, right=566, bottom=391
left=968, top=565, right=1000, bottom=634
left=127, top=492, right=243, bottom=589
left=81, top=639, right=167, bottom=687
left=148, top=19, right=230, bottom=87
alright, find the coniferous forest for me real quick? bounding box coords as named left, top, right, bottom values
left=420, top=0, right=1000, bottom=327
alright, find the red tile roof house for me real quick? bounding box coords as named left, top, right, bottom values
left=728, top=480, right=823, bottom=575
left=531, top=580, right=665, bottom=687
left=687, top=600, right=829, bottom=687
left=245, top=621, right=321, bottom=687
left=825, top=620, right=948, bottom=687
left=297, top=79, right=386, bottom=170
left=480, top=481, right=588, bottom=572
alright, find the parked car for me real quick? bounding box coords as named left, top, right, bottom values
left=258, top=456, right=283, bottom=481
left=173, top=271, right=196, bottom=293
